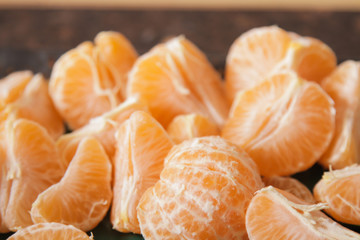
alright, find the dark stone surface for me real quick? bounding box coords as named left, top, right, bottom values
left=0, top=10, right=360, bottom=78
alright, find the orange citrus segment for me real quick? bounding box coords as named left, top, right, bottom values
left=262, top=176, right=315, bottom=203
left=127, top=36, right=229, bottom=127
left=49, top=31, right=137, bottom=130
left=290, top=34, right=337, bottom=84
left=0, top=144, right=8, bottom=233
left=137, top=136, right=263, bottom=239
left=111, top=111, right=173, bottom=233
left=95, top=31, right=138, bottom=99
left=7, top=222, right=93, bottom=240
left=319, top=61, right=360, bottom=169
left=0, top=71, right=32, bottom=104
left=56, top=96, right=148, bottom=167
left=31, top=137, right=112, bottom=232
left=225, top=26, right=336, bottom=102
left=246, top=186, right=360, bottom=240
left=0, top=72, right=64, bottom=139
left=0, top=119, right=65, bottom=231
left=313, top=164, right=360, bottom=225
left=222, top=71, right=335, bottom=176
left=166, top=113, right=220, bottom=144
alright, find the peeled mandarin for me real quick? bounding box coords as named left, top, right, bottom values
left=49, top=31, right=137, bottom=130
left=225, top=25, right=336, bottom=102
left=222, top=71, right=335, bottom=176
left=137, top=136, right=263, bottom=240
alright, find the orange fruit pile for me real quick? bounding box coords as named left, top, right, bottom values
left=1, top=26, right=360, bottom=239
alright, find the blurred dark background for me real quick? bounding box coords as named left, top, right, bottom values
left=0, top=10, right=360, bottom=78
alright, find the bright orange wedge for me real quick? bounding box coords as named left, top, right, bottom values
left=111, top=111, right=173, bottom=233
left=31, top=137, right=112, bottom=232
left=313, top=164, right=360, bottom=226
left=222, top=71, right=335, bottom=176
left=262, top=176, right=315, bottom=203
left=0, top=119, right=65, bottom=231
left=49, top=31, right=137, bottom=130
left=319, top=60, right=360, bottom=169
left=127, top=36, right=229, bottom=127
left=56, top=97, right=148, bottom=167
left=225, top=26, right=336, bottom=102
left=7, top=222, right=93, bottom=240
left=166, top=113, right=220, bottom=144
left=246, top=186, right=360, bottom=240
left=0, top=71, right=64, bottom=139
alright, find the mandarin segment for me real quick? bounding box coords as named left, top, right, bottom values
left=0, top=119, right=65, bottom=231
left=56, top=96, right=148, bottom=167
left=166, top=113, right=220, bottom=144
left=313, top=164, right=360, bottom=225
left=0, top=71, right=32, bottom=104
left=7, top=222, right=93, bottom=240
left=0, top=144, right=8, bottom=233
left=49, top=31, right=137, bottom=130
left=222, top=71, right=335, bottom=176
left=31, top=137, right=112, bottom=232
left=137, top=136, right=263, bottom=240
left=127, top=36, right=229, bottom=127
left=262, top=176, right=315, bottom=203
left=0, top=72, right=64, bottom=139
left=245, top=186, right=360, bottom=240
left=111, top=111, right=174, bottom=233
left=225, top=26, right=336, bottom=102
left=319, top=61, right=360, bottom=169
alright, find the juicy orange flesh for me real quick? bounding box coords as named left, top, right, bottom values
left=225, top=26, right=336, bottom=103
left=56, top=97, right=148, bottom=167
left=127, top=36, right=229, bottom=128
left=222, top=72, right=335, bottom=176
left=7, top=222, right=92, bottom=240
left=0, top=71, right=32, bottom=104
left=49, top=32, right=137, bottom=130
left=12, top=75, right=64, bottom=140
left=137, top=137, right=263, bottom=240
left=111, top=111, right=173, bottom=233
left=225, top=26, right=291, bottom=101
left=262, top=176, right=315, bottom=203
left=31, top=137, right=112, bottom=232
left=95, top=31, right=138, bottom=99
left=1, top=119, right=64, bottom=231
left=0, top=72, right=64, bottom=140
left=314, top=166, right=360, bottom=225
left=246, top=187, right=360, bottom=240
left=166, top=114, right=220, bottom=144
left=320, top=61, right=360, bottom=169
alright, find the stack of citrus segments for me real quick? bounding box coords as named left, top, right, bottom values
left=1, top=26, right=360, bottom=239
